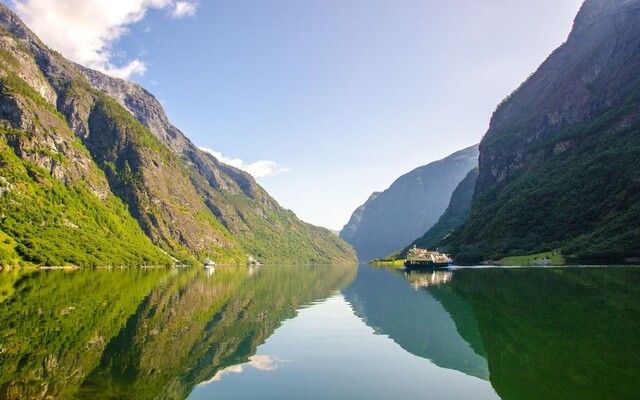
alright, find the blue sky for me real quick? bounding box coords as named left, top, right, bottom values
left=8, top=0, right=584, bottom=229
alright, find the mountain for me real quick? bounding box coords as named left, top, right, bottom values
left=0, top=5, right=355, bottom=266
left=340, top=145, right=478, bottom=261
left=443, top=0, right=640, bottom=263
left=399, top=167, right=478, bottom=256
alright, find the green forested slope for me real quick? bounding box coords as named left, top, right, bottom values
left=0, top=5, right=356, bottom=266
left=443, top=0, right=640, bottom=263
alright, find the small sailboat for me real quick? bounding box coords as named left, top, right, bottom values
left=203, top=259, right=216, bottom=269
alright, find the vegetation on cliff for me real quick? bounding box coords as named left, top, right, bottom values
left=398, top=168, right=478, bottom=258
left=0, top=5, right=356, bottom=266
left=440, top=0, right=640, bottom=263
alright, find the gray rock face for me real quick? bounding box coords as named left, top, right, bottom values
left=76, top=61, right=271, bottom=203
left=447, top=0, right=640, bottom=262
left=477, top=0, right=640, bottom=194
left=340, top=145, right=478, bottom=261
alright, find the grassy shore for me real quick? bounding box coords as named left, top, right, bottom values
left=494, top=251, right=566, bottom=266
left=369, top=258, right=405, bottom=268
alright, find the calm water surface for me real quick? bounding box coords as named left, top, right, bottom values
left=1, top=264, right=639, bottom=399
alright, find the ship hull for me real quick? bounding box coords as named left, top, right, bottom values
left=404, top=260, right=451, bottom=270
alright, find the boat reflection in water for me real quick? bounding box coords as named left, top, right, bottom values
left=404, top=270, right=453, bottom=289
left=377, top=265, right=640, bottom=400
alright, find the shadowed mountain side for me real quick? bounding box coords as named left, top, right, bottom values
left=400, top=168, right=479, bottom=258
left=341, top=265, right=488, bottom=379
left=445, top=0, right=640, bottom=263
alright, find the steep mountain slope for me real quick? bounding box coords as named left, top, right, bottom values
left=340, top=145, right=478, bottom=261
left=0, top=33, right=171, bottom=266
left=0, top=5, right=355, bottom=265
left=444, top=0, right=640, bottom=263
left=339, top=192, right=380, bottom=245
left=400, top=167, right=478, bottom=256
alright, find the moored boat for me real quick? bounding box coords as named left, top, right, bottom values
left=404, top=246, right=452, bottom=269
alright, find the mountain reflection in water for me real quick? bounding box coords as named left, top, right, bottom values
left=346, top=265, right=640, bottom=400
left=0, top=265, right=355, bottom=400
left=1, top=264, right=639, bottom=399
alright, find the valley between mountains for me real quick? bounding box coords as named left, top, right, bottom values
left=341, top=0, right=640, bottom=265
left=1, top=0, right=639, bottom=267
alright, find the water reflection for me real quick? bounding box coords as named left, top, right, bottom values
left=202, top=354, right=282, bottom=384
left=444, top=267, right=640, bottom=400
left=343, top=266, right=489, bottom=380
left=356, top=265, right=640, bottom=400
left=1, top=264, right=639, bottom=399
left=404, top=269, right=453, bottom=289
left=0, top=265, right=355, bottom=400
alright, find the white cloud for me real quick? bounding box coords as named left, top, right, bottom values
left=104, top=59, right=148, bottom=79
left=200, top=147, right=291, bottom=178
left=199, top=355, right=282, bottom=385
left=171, top=1, right=197, bottom=18
left=12, top=0, right=197, bottom=79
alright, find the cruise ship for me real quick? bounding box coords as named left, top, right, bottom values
left=404, top=246, right=452, bottom=269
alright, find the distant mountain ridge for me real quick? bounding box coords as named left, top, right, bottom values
left=340, top=145, right=478, bottom=261
left=0, top=4, right=355, bottom=266
left=441, top=0, right=640, bottom=263
left=400, top=167, right=478, bottom=257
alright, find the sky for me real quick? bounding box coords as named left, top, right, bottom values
left=5, top=0, right=584, bottom=230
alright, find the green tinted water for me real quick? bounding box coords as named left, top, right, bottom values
left=1, top=264, right=638, bottom=399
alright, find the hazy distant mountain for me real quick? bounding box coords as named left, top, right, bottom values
left=0, top=4, right=355, bottom=266
left=444, top=0, right=640, bottom=263
left=400, top=167, right=478, bottom=256
left=340, top=145, right=478, bottom=261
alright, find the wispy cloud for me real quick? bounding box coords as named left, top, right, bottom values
left=200, top=147, right=291, bottom=178
left=11, top=0, right=198, bottom=79
left=171, top=1, right=197, bottom=18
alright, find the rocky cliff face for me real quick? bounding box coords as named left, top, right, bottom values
left=0, top=4, right=355, bottom=266
left=340, top=145, right=478, bottom=261
left=446, top=0, right=640, bottom=263
left=478, top=0, right=640, bottom=193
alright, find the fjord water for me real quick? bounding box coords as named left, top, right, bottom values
left=1, top=265, right=639, bottom=399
